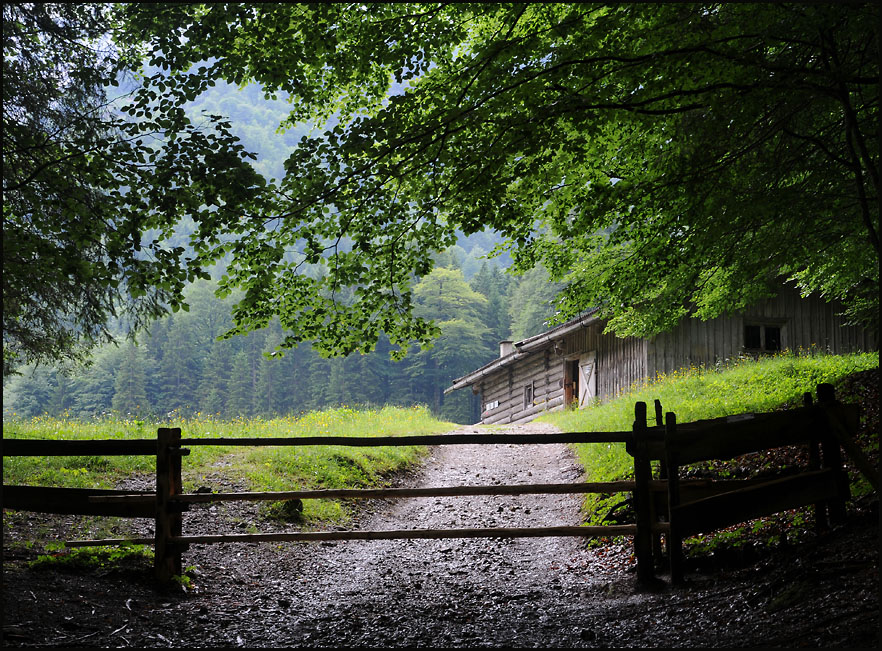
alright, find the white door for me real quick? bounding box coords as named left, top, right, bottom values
left=578, top=351, right=596, bottom=407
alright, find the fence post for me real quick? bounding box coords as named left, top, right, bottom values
left=803, top=391, right=827, bottom=532
left=652, top=398, right=667, bottom=566
left=632, top=401, right=656, bottom=586
left=816, top=384, right=848, bottom=524
left=155, top=427, right=183, bottom=583
left=664, top=411, right=684, bottom=585
left=653, top=399, right=664, bottom=428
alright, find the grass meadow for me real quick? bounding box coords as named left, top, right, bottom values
left=3, top=405, right=456, bottom=525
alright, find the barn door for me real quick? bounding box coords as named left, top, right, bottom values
left=564, top=359, right=578, bottom=407
left=577, top=352, right=596, bottom=407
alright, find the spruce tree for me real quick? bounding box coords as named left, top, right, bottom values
left=112, top=343, right=150, bottom=418
left=227, top=350, right=254, bottom=417
left=199, top=340, right=232, bottom=417
left=156, top=316, right=201, bottom=416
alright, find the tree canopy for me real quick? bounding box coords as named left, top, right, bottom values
left=2, top=3, right=264, bottom=375
left=120, top=2, right=878, bottom=355
left=6, top=3, right=878, bottom=375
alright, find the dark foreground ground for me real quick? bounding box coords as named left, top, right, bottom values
left=2, top=507, right=880, bottom=648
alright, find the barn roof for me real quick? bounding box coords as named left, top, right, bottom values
left=444, top=309, right=601, bottom=394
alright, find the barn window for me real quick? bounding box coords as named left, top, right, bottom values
left=523, top=383, right=534, bottom=409
left=745, top=323, right=783, bottom=352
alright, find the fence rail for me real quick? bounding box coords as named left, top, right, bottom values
left=2, top=383, right=874, bottom=585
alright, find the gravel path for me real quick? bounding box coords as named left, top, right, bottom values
left=3, top=422, right=879, bottom=648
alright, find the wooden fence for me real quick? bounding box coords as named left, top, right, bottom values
left=2, top=383, right=875, bottom=585
left=629, top=383, right=875, bottom=584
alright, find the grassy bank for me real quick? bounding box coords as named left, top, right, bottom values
left=538, top=350, right=879, bottom=548
left=2, top=405, right=456, bottom=524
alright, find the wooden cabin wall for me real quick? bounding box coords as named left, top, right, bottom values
left=562, top=325, right=648, bottom=401
left=480, top=326, right=650, bottom=423
left=646, top=288, right=877, bottom=378
left=479, top=348, right=565, bottom=424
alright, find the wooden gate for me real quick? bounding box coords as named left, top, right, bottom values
left=3, top=428, right=644, bottom=582
left=2, top=383, right=873, bottom=585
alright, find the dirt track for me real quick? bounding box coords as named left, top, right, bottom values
left=3, top=421, right=880, bottom=648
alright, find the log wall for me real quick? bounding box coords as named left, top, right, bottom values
left=480, top=348, right=565, bottom=424
left=479, top=328, right=649, bottom=423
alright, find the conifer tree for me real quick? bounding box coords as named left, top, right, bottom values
left=112, top=343, right=150, bottom=417
left=199, top=340, right=232, bottom=417
left=227, top=349, right=254, bottom=417
left=156, top=315, right=201, bottom=415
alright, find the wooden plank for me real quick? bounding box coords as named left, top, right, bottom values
left=632, top=401, right=656, bottom=585
left=1, top=439, right=159, bottom=457
left=675, top=477, right=775, bottom=504
left=665, top=407, right=833, bottom=465
left=178, top=431, right=633, bottom=447
left=673, top=469, right=845, bottom=537
left=67, top=537, right=155, bottom=547
left=154, top=427, right=183, bottom=582
left=2, top=486, right=155, bottom=517
left=665, top=411, right=685, bottom=584
left=825, top=403, right=878, bottom=489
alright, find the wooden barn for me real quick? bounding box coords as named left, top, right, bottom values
left=445, top=287, right=877, bottom=425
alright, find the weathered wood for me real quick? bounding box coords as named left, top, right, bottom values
left=482, top=409, right=516, bottom=425
left=173, top=525, right=639, bottom=544
left=166, top=481, right=640, bottom=503
left=1, top=438, right=161, bottom=457
left=464, top=287, right=874, bottom=424
left=649, top=397, right=667, bottom=567
left=671, top=477, right=780, bottom=504
left=177, top=431, right=633, bottom=447
left=662, top=406, right=857, bottom=466
left=823, top=402, right=878, bottom=490
left=646, top=287, right=875, bottom=380
left=67, top=537, right=155, bottom=547
left=632, top=401, right=656, bottom=585
left=817, top=384, right=848, bottom=523
left=804, top=391, right=826, bottom=531
left=672, top=469, right=846, bottom=538
left=2, top=486, right=155, bottom=517
left=154, top=427, right=183, bottom=583
left=664, top=411, right=684, bottom=585
left=510, top=395, right=565, bottom=422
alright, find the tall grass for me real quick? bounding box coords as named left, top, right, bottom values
left=538, top=350, right=879, bottom=528
left=3, top=405, right=456, bottom=524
